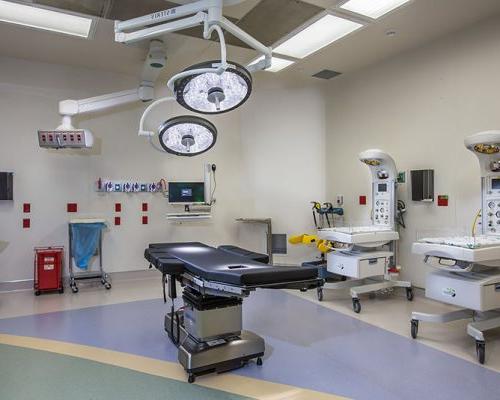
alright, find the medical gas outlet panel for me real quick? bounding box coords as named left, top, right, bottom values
left=38, top=130, right=93, bottom=149
left=373, top=182, right=395, bottom=227
left=483, top=176, right=500, bottom=235
left=95, top=179, right=163, bottom=193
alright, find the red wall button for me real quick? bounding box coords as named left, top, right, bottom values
left=23, top=218, right=30, bottom=229
left=359, top=195, right=367, bottom=205
left=142, top=215, right=148, bottom=225
left=142, top=203, right=148, bottom=212
left=115, top=203, right=122, bottom=213
left=23, top=203, right=31, bottom=213
left=67, top=203, right=78, bottom=213
left=115, top=216, right=121, bottom=226
left=437, top=195, right=449, bottom=207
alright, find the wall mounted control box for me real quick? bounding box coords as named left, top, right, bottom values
left=38, top=130, right=94, bottom=149
left=411, top=169, right=434, bottom=202
left=0, top=172, right=13, bottom=200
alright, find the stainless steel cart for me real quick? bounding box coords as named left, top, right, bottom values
left=68, top=219, right=111, bottom=293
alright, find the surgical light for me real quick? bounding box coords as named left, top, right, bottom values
left=0, top=0, right=93, bottom=38
left=174, top=61, right=252, bottom=114
left=340, top=0, right=412, bottom=19
left=361, top=159, right=382, bottom=166
left=274, top=14, right=362, bottom=59
left=250, top=55, right=295, bottom=73
left=473, top=144, right=500, bottom=155
left=158, top=116, right=217, bottom=157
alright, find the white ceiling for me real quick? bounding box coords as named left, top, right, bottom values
left=0, top=0, right=499, bottom=83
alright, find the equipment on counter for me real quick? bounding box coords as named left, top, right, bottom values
left=145, top=242, right=321, bottom=383
left=411, top=130, right=500, bottom=364
left=34, top=247, right=64, bottom=296
left=311, top=201, right=344, bottom=229
left=319, top=150, right=413, bottom=313
left=68, top=219, right=111, bottom=293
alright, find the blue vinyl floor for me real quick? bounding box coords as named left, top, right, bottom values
left=1, top=290, right=499, bottom=399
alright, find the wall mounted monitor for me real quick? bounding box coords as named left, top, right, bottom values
left=168, top=182, right=205, bottom=204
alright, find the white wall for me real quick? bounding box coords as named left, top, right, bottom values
left=0, top=56, right=247, bottom=281
left=0, top=56, right=326, bottom=282
left=239, top=76, right=326, bottom=264
left=324, top=16, right=500, bottom=287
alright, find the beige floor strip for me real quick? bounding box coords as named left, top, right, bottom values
left=0, top=334, right=347, bottom=400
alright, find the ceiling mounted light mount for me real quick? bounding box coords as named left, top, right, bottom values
left=174, top=60, right=252, bottom=114
left=158, top=116, right=217, bottom=157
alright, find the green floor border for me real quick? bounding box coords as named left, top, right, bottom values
left=0, top=343, right=252, bottom=400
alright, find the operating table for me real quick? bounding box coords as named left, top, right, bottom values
left=145, top=242, right=322, bottom=383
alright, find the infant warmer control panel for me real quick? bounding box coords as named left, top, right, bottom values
left=373, top=181, right=394, bottom=227
left=484, top=177, right=500, bottom=235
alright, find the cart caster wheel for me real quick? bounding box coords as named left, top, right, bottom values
left=256, top=357, right=263, bottom=366
left=104, top=283, right=112, bottom=290
left=476, top=341, right=486, bottom=364
left=188, top=374, right=196, bottom=384
left=317, top=287, right=324, bottom=302
left=71, top=286, right=78, bottom=294
left=406, top=287, right=414, bottom=301
left=34, top=290, right=41, bottom=296
left=411, top=319, right=419, bottom=339
left=352, top=298, right=361, bottom=314
left=58, top=287, right=64, bottom=294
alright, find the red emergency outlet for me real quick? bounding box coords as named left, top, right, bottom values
left=34, top=247, right=64, bottom=295
left=359, top=196, right=367, bottom=205
left=142, top=215, right=148, bottom=225
left=142, top=203, right=148, bottom=212
left=67, top=203, right=78, bottom=213
left=23, top=218, right=30, bottom=229
left=115, top=216, right=121, bottom=226
left=438, top=195, right=449, bottom=207
left=23, top=203, right=31, bottom=213
left=115, top=203, right=122, bottom=213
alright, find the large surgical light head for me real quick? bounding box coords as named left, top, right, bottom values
left=173, top=61, right=252, bottom=114
left=158, top=116, right=217, bottom=156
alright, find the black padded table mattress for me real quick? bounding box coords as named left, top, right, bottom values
left=146, top=242, right=318, bottom=286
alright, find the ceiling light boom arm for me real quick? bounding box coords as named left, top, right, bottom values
left=114, top=0, right=271, bottom=70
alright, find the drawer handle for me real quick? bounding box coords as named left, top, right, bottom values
left=368, top=259, right=378, bottom=265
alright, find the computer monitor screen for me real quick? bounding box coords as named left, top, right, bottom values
left=378, top=183, right=387, bottom=192
left=168, top=182, right=205, bottom=203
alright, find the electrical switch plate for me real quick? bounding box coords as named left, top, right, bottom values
left=359, top=195, right=367, bottom=205
left=142, top=215, right=148, bottom=225
left=23, top=203, right=31, bottom=213
left=115, top=203, right=122, bottom=212
left=142, top=203, right=148, bottom=212
left=23, top=218, right=30, bottom=229
left=67, top=203, right=78, bottom=213
left=115, top=216, right=121, bottom=226
left=336, top=195, right=344, bottom=206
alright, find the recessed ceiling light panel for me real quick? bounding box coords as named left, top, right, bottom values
left=0, top=0, right=93, bottom=38
left=274, top=14, right=362, bottom=59
left=341, top=0, right=411, bottom=19
left=250, top=55, right=295, bottom=72
left=174, top=60, right=252, bottom=114
left=158, top=116, right=217, bottom=157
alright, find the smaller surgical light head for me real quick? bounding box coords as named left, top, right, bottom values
left=158, top=116, right=217, bottom=157
left=174, top=61, right=252, bottom=114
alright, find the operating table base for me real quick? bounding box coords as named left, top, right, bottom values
left=165, top=312, right=265, bottom=383
left=411, top=309, right=500, bottom=364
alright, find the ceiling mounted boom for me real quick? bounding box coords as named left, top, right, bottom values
left=114, top=0, right=272, bottom=72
